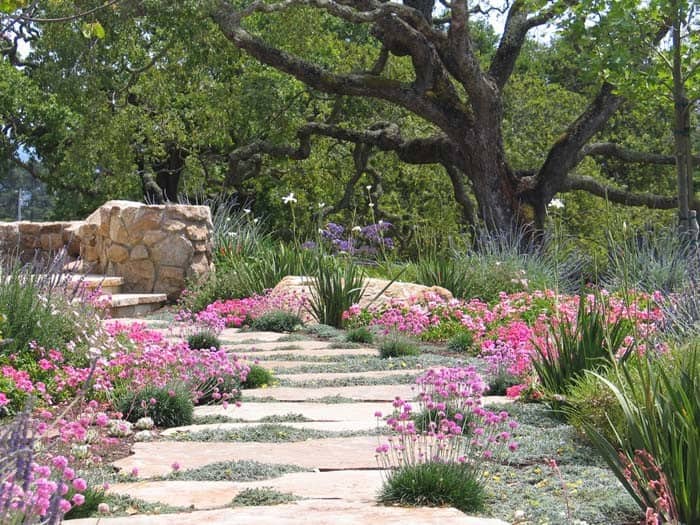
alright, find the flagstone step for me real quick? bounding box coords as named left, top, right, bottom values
left=242, top=384, right=416, bottom=402
left=162, top=419, right=379, bottom=436
left=114, top=436, right=380, bottom=477
left=107, top=470, right=384, bottom=508
left=194, top=401, right=392, bottom=422
left=67, top=273, right=125, bottom=294
left=275, top=369, right=425, bottom=383
left=104, top=293, right=168, bottom=317
left=67, top=499, right=508, bottom=525
left=234, top=347, right=379, bottom=359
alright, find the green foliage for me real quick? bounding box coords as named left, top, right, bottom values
left=231, top=487, right=297, bottom=506
left=581, top=344, right=700, bottom=523
left=603, top=227, right=691, bottom=293
left=163, top=460, right=309, bottom=482
left=241, top=365, right=275, bottom=389
left=64, top=486, right=106, bottom=519
left=378, top=462, right=485, bottom=513
left=533, top=296, right=633, bottom=396
left=447, top=332, right=474, bottom=353
left=117, top=385, right=194, bottom=429
left=412, top=407, right=472, bottom=434
left=566, top=369, right=627, bottom=445
left=308, top=255, right=366, bottom=328
left=345, top=326, right=374, bottom=344
left=249, top=310, right=304, bottom=332
left=179, top=267, right=249, bottom=313
left=187, top=330, right=222, bottom=350
left=379, top=336, right=420, bottom=359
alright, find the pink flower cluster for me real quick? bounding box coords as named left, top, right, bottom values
left=375, top=366, right=518, bottom=477
left=346, top=291, right=665, bottom=383
left=193, top=290, right=310, bottom=331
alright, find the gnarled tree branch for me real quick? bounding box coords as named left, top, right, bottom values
left=562, top=174, right=681, bottom=209
left=580, top=142, right=700, bottom=165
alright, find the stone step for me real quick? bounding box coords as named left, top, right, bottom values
left=67, top=273, right=124, bottom=294
left=104, top=293, right=168, bottom=317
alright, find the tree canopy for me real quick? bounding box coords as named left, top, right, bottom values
left=1, top=0, right=697, bottom=238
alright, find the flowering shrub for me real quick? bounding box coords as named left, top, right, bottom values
left=305, top=221, right=394, bottom=257
left=375, top=366, right=518, bottom=511
left=0, top=408, right=87, bottom=522
left=346, top=291, right=664, bottom=384
left=192, top=290, right=310, bottom=331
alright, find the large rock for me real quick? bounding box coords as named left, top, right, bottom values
left=271, top=275, right=453, bottom=310
left=78, top=200, right=214, bottom=300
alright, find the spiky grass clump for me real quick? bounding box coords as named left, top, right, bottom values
left=241, top=365, right=275, bottom=389
left=345, top=326, right=374, bottom=344
left=249, top=310, right=304, bottom=333
left=378, top=462, right=485, bottom=513
left=117, top=385, right=194, bottom=428
left=64, top=486, right=106, bottom=519
left=447, top=332, right=474, bottom=353
left=379, top=336, right=420, bottom=358
left=187, top=330, right=222, bottom=350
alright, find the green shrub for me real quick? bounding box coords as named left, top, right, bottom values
left=447, top=332, right=474, bottom=353
left=378, top=462, right=485, bottom=513
left=242, top=365, right=275, bottom=389
left=187, top=330, right=222, bottom=350
left=379, top=336, right=420, bottom=358
left=0, top=265, right=86, bottom=361
left=566, top=370, right=626, bottom=444
left=581, top=344, right=700, bottom=523
left=308, top=255, right=366, bottom=328
left=117, top=385, right=194, bottom=428
left=64, top=486, right=106, bottom=519
left=303, top=324, right=343, bottom=339
left=249, top=310, right=304, bottom=332
left=179, top=267, right=249, bottom=313
left=345, top=326, right=374, bottom=344
left=532, top=295, right=633, bottom=396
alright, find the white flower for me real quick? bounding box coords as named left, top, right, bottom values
left=318, top=202, right=325, bottom=208
left=366, top=185, right=372, bottom=191
left=378, top=220, right=383, bottom=225
left=253, top=218, right=259, bottom=223
left=282, top=192, right=297, bottom=204
left=548, top=198, right=565, bottom=209
left=368, top=202, right=374, bottom=208
left=352, top=226, right=362, bottom=232
left=243, top=208, right=251, bottom=214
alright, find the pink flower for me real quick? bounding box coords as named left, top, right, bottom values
left=130, top=467, right=139, bottom=477
left=72, top=493, right=85, bottom=506
left=171, top=462, right=181, bottom=471
left=72, top=478, right=87, bottom=491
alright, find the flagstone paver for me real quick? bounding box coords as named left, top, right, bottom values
left=68, top=500, right=509, bottom=525
left=108, top=470, right=384, bottom=508
left=241, top=384, right=416, bottom=401
left=194, top=401, right=392, bottom=421
left=232, top=347, right=379, bottom=358
left=218, top=330, right=286, bottom=343
left=161, top=419, right=378, bottom=436
left=225, top=340, right=334, bottom=351
left=113, top=436, right=380, bottom=477
left=275, top=368, right=425, bottom=383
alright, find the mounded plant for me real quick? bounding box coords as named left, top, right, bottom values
left=345, top=326, right=374, bottom=344
left=241, top=365, right=275, bottom=389
left=379, top=335, right=420, bottom=358
left=117, top=385, right=194, bottom=428
left=187, top=330, right=222, bottom=350
left=447, top=332, right=474, bottom=353
left=249, top=310, right=304, bottom=332
left=378, top=461, right=485, bottom=513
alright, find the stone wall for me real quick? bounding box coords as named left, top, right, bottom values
left=0, top=221, right=82, bottom=263
left=0, top=200, right=214, bottom=300
left=78, top=201, right=214, bottom=300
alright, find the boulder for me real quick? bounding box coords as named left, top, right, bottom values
left=271, top=275, right=453, bottom=310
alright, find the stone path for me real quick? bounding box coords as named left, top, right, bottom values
left=99, top=325, right=509, bottom=525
